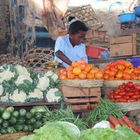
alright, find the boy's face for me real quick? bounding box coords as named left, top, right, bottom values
left=70, top=31, right=86, bottom=45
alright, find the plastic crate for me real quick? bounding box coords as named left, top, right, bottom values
left=86, top=45, right=107, bottom=59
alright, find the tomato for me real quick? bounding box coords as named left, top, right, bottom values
left=135, top=92, right=140, bottom=95
left=124, top=96, right=130, bottom=100
left=132, top=95, right=140, bottom=99
left=127, top=92, right=134, bottom=96
left=109, top=94, right=114, bottom=100
left=119, top=92, right=126, bottom=96
left=128, top=99, right=137, bottom=102
left=114, top=95, right=122, bottom=99
left=118, top=98, right=128, bottom=102
left=134, top=85, right=140, bottom=90
left=87, top=105, right=93, bottom=110
left=127, top=82, right=134, bottom=87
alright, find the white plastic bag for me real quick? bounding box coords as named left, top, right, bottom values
left=92, top=120, right=110, bottom=129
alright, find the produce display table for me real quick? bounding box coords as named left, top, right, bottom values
left=104, top=80, right=140, bottom=88
left=117, top=102, right=140, bottom=112
left=60, top=80, right=103, bottom=111
left=0, top=102, right=65, bottom=110
left=0, top=132, right=31, bottom=140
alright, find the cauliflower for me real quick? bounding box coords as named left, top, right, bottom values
left=9, top=89, right=27, bottom=103
left=0, top=70, right=15, bottom=83
left=45, top=71, right=58, bottom=82
left=46, top=88, right=61, bottom=102
left=45, top=71, right=54, bottom=77
left=0, top=93, right=9, bottom=102
left=28, top=89, right=43, bottom=99
left=0, top=85, right=4, bottom=96
left=37, top=76, right=50, bottom=91
left=15, top=65, right=30, bottom=76
left=15, top=75, right=33, bottom=86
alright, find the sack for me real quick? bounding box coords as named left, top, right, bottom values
left=42, top=0, right=69, bottom=40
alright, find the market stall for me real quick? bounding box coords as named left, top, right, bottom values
left=0, top=0, right=140, bottom=139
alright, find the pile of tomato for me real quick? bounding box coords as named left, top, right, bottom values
left=103, top=60, right=140, bottom=80
left=57, top=59, right=104, bottom=80
left=108, top=82, right=140, bottom=102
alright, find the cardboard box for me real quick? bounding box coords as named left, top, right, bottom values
left=110, top=43, right=133, bottom=57
left=110, top=35, right=132, bottom=45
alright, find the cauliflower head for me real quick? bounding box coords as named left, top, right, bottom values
left=45, top=71, right=54, bottom=77
left=0, top=93, right=9, bottom=102
left=0, top=70, right=15, bottom=83
left=9, top=89, right=27, bottom=103
left=15, top=65, right=30, bottom=76
left=45, top=71, right=59, bottom=82
left=28, top=89, right=43, bottom=99
left=37, top=76, right=50, bottom=91
left=46, top=88, right=61, bottom=102
left=15, top=75, right=33, bottom=86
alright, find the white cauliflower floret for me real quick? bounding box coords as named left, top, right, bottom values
left=0, top=85, right=4, bottom=96
left=46, top=88, right=61, bottom=102
left=15, top=65, right=30, bottom=76
left=45, top=71, right=54, bottom=77
left=45, top=71, right=58, bottom=82
left=37, top=76, right=49, bottom=91
left=0, top=70, right=15, bottom=83
left=9, top=89, right=27, bottom=103
left=15, top=75, right=33, bottom=86
left=0, top=93, right=9, bottom=102
left=28, top=89, right=43, bottom=99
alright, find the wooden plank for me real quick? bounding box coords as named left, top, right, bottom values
left=71, top=103, right=97, bottom=111
left=90, top=88, right=101, bottom=96
left=110, top=35, right=132, bottom=44
left=72, top=105, right=89, bottom=111
left=61, top=86, right=101, bottom=97
left=66, top=97, right=100, bottom=104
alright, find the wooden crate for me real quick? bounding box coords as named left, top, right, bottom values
left=110, top=43, right=133, bottom=57
left=60, top=86, right=101, bottom=111
left=110, top=35, right=133, bottom=45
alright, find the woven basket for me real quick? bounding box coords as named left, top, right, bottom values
left=0, top=132, right=32, bottom=140
left=23, top=47, right=54, bottom=68
left=117, top=101, right=140, bottom=112
left=60, top=79, right=104, bottom=88
left=64, top=5, right=102, bottom=30
left=0, top=54, right=22, bottom=65
left=104, top=80, right=140, bottom=88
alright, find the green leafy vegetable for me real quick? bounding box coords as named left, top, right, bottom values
left=33, top=121, right=79, bottom=140
left=80, top=126, right=140, bottom=140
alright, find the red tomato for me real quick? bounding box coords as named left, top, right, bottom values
left=127, top=92, right=134, bottom=96
left=119, top=92, right=126, bottom=96
left=124, top=96, right=130, bottom=100
left=118, top=98, right=128, bottom=102
left=128, top=99, right=137, bottom=102
left=132, top=95, right=140, bottom=99
left=114, top=95, right=122, bottom=99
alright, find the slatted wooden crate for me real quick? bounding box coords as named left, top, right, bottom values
left=60, top=86, right=101, bottom=111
